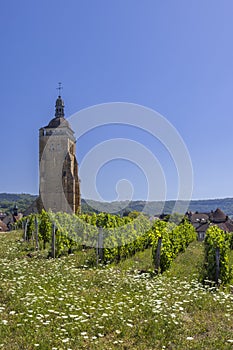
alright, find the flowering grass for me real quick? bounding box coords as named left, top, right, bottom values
left=0, top=231, right=232, bottom=349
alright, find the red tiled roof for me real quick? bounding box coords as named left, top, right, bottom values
left=190, top=213, right=209, bottom=223
left=196, top=223, right=209, bottom=232
left=225, top=221, right=233, bottom=232
left=211, top=208, right=227, bottom=223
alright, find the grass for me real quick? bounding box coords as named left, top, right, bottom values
left=0, top=231, right=232, bottom=349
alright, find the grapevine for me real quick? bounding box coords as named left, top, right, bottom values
left=150, top=219, right=196, bottom=273
left=204, top=225, right=232, bottom=285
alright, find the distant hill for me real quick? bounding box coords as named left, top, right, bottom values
left=187, top=198, right=233, bottom=216
left=82, top=198, right=233, bottom=216
left=1, top=193, right=233, bottom=216
left=0, top=193, right=37, bottom=214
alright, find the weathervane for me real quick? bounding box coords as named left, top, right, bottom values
left=57, top=82, right=63, bottom=96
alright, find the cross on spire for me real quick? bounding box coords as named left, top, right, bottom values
left=57, top=82, right=63, bottom=97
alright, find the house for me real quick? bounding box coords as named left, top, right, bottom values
left=2, top=205, right=23, bottom=230
left=187, top=208, right=233, bottom=241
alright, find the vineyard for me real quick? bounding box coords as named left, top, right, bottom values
left=15, top=211, right=233, bottom=286
left=16, top=211, right=151, bottom=262
left=16, top=211, right=199, bottom=271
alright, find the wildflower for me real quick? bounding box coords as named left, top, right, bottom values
left=9, top=311, right=16, bottom=315
left=126, top=323, right=133, bottom=327
left=62, top=338, right=70, bottom=343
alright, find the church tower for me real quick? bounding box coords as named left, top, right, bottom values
left=38, top=90, right=81, bottom=214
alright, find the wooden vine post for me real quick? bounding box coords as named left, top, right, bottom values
left=215, top=247, right=220, bottom=285
left=24, top=219, right=28, bottom=241
left=51, top=223, right=56, bottom=258
left=154, top=237, right=162, bottom=274
left=97, top=227, right=104, bottom=264
left=35, top=216, right=39, bottom=251
left=116, top=239, right=121, bottom=263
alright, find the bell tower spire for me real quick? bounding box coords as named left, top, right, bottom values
left=55, top=82, right=65, bottom=118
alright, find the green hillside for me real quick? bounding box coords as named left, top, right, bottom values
left=1, top=193, right=233, bottom=216
left=0, top=193, right=37, bottom=214
left=82, top=198, right=233, bottom=216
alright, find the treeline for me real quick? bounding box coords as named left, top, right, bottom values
left=2, top=193, right=233, bottom=216
left=81, top=198, right=233, bottom=216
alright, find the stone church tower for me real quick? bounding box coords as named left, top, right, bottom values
left=38, top=93, right=81, bottom=214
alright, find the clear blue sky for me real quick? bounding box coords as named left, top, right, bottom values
left=1, top=0, right=233, bottom=201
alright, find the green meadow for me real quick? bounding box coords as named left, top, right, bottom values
left=0, top=231, right=232, bottom=349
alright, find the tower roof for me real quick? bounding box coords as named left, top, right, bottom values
left=43, top=92, right=71, bottom=129
left=55, top=95, right=65, bottom=118
left=47, top=116, right=69, bottom=128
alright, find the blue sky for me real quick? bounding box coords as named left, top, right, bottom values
left=1, top=0, right=233, bottom=201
